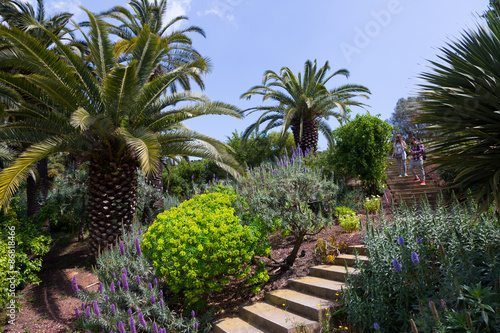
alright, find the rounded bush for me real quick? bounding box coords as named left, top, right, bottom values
left=141, top=192, right=269, bottom=305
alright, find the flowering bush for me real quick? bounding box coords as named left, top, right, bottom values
left=73, top=223, right=201, bottom=333
left=141, top=192, right=270, bottom=306
left=363, top=195, right=381, bottom=213
left=343, top=195, right=500, bottom=332
left=315, top=237, right=348, bottom=264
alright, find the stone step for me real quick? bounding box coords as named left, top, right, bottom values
left=309, top=265, right=357, bottom=282
left=213, top=317, right=265, bottom=333
left=239, top=302, right=320, bottom=333
left=264, top=289, right=337, bottom=322
left=333, top=254, right=369, bottom=267
left=347, top=245, right=367, bottom=256
left=288, top=276, right=345, bottom=299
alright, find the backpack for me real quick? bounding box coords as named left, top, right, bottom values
left=395, top=144, right=404, bottom=157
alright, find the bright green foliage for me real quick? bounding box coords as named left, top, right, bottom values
left=343, top=195, right=500, bottom=332
left=74, top=223, right=203, bottom=333
left=335, top=206, right=355, bottom=217
left=332, top=114, right=393, bottom=194
left=336, top=207, right=360, bottom=232
left=235, top=152, right=339, bottom=270
left=417, top=9, right=500, bottom=215
left=364, top=195, right=381, bottom=214
left=142, top=192, right=270, bottom=305
left=0, top=199, right=51, bottom=307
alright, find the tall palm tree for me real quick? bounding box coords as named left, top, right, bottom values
left=241, top=60, right=371, bottom=153
left=417, top=9, right=500, bottom=215
left=0, top=9, right=242, bottom=255
left=0, top=0, right=74, bottom=216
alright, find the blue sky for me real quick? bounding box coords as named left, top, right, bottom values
left=38, top=0, right=490, bottom=150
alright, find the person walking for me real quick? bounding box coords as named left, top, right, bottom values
left=391, top=134, right=407, bottom=177
left=408, top=137, right=425, bottom=185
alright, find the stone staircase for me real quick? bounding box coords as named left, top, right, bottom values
left=386, top=162, right=441, bottom=206
left=213, top=245, right=368, bottom=333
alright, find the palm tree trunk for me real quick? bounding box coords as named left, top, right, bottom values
left=291, top=119, right=319, bottom=154
left=87, top=157, right=138, bottom=255
left=146, top=160, right=164, bottom=211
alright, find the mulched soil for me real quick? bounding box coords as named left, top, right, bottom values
left=1, top=193, right=395, bottom=333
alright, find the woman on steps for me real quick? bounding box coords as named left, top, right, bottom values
left=391, top=134, right=407, bottom=177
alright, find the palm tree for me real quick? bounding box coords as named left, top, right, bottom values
left=0, top=9, right=242, bottom=255
left=86, top=0, right=207, bottom=92
left=241, top=60, right=371, bottom=153
left=417, top=9, right=500, bottom=215
left=0, top=0, right=74, bottom=216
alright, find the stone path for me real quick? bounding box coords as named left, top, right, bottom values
left=213, top=246, right=368, bottom=333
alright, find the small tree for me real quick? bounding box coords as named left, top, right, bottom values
left=332, top=114, right=392, bottom=194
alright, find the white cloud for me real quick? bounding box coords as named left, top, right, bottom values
left=47, top=0, right=84, bottom=21
left=202, top=2, right=239, bottom=24
left=165, top=0, right=192, bottom=29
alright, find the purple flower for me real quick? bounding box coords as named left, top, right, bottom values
left=98, top=282, right=103, bottom=293
left=75, top=308, right=80, bottom=317
left=105, top=295, right=109, bottom=302
left=111, top=304, right=116, bottom=314
left=86, top=306, right=91, bottom=317
left=195, top=322, right=198, bottom=329
left=151, top=294, right=156, bottom=303
left=112, top=272, right=116, bottom=278
left=139, top=230, right=143, bottom=235
left=128, top=308, right=133, bottom=316
left=110, top=282, right=115, bottom=293
left=117, top=281, right=121, bottom=287
left=398, top=235, right=405, bottom=247
left=138, top=312, right=147, bottom=327
left=148, top=282, right=152, bottom=290
left=71, top=276, right=79, bottom=293
left=206, top=164, right=208, bottom=169
left=81, top=303, right=85, bottom=310
left=159, top=299, right=164, bottom=308
left=159, top=290, right=163, bottom=297
left=191, top=175, right=194, bottom=180
left=122, top=273, right=129, bottom=291
left=417, top=238, right=422, bottom=244
left=441, top=299, right=447, bottom=308
left=130, top=317, right=136, bottom=333
left=191, top=310, right=195, bottom=317
left=153, top=322, right=159, bottom=333
left=135, top=238, right=142, bottom=256
left=119, top=241, right=126, bottom=255
left=392, top=259, right=402, bottom=273
left=411, top=251, right=420, bottom=264
left=136, top=275, right=141, bottom=285
left=154, top=278, right=158, bottom=285
left=93, top=301, right=101, bottom=317
left=117, top=321, right=126, bottom=333
left=374, top=323, right=380, bottom=330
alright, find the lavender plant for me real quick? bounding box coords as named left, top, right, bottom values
left=343, top=194, right=500, bottom=332
left=72, top=223, right=204, bottom=333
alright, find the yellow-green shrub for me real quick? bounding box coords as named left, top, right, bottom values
left=141, top=192, right=270, bottom=305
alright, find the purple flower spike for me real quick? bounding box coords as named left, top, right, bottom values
left=159, top=290, right=163, bottom=297
left=374, top=323, right=380, bottom=330
left=119, top=241, right=125, bottom=255
left=75, top=308, right=80, bottom=317
left=110, top=282, right=115, bottom=293
left=392, top=259, right=402, bottom=273
left=417, top=238, right=422, bottom=244
left=122, top=274, right=129, bottom=291
left=135, top=238, right=142, bottom=256
left=398, top=235, right=405, bottom=247
left=81, top=303, right=85, bottom=310
left=153, top=322, right=159, bottom=333
left=111, top=304, right=116, bottom=314
left=93, top=301, right=101, bottom=317
left=191, top=175, right=194, bottom=180
left=206, top=164, right=208, bottom=169
left=136, top=275, right=141, bottom=285
left=159, top=299, right=164, bottom=307
left=86, top=306, right=91, bottom=317
left=128, top=308, right=133, bottom=316
left=117, top=321, right=126, bottom=333
left=191, top=310, right=195, bottom=317
left=151, top=294, right=156, bottom=303
left=138, top=312, right=147, bottom=327
left=98, top=282, right=103, bottom=293
left=71, top=275, right=79, bottom=293
left=105, top=295, right=109, bottom=302
left=148, top=282, right=152, bottom=290
left=117, top=281, right=121, bottom=287
left=195, top=322, right=198, bottom=329
left=154, top=278, right=158, bottom=285
left=139, top=229, right=142, bottom=235
left=130, top=317, right=137, bottom=333
left=112, top=272, right=116, bottom=278
left=411, top=251, right=420, bottom=264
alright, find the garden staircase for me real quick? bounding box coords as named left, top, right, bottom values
left=213, top=245, right=368, bottom=333
left=385, top=163, right=441, bottom=207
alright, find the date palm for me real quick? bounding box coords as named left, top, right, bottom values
left=0, top=9, right=242, bottom=254
left=241, top=60, right=371, bottom=153
left=417, top=9, right=500, bottom=215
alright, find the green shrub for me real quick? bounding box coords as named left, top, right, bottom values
left=335, top=206, right=355, bottom=217
left=364, top=195, right=381, bottom=213
left=142, top=192, right=270, bottom=306
left=74, top=223, right=203, bottom=333
left=338, top=214, right=360, bottom=232
left=0, top=199, right=51, bottom=307
left=343, top=196, right=500, bottom=332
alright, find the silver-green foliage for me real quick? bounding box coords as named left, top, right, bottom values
left=343, top=195, right=500, bottom=332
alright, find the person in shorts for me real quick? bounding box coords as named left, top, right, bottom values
left=408, top=137, right=425, bottom=185
left=391, top=134, right=407, bottom=177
